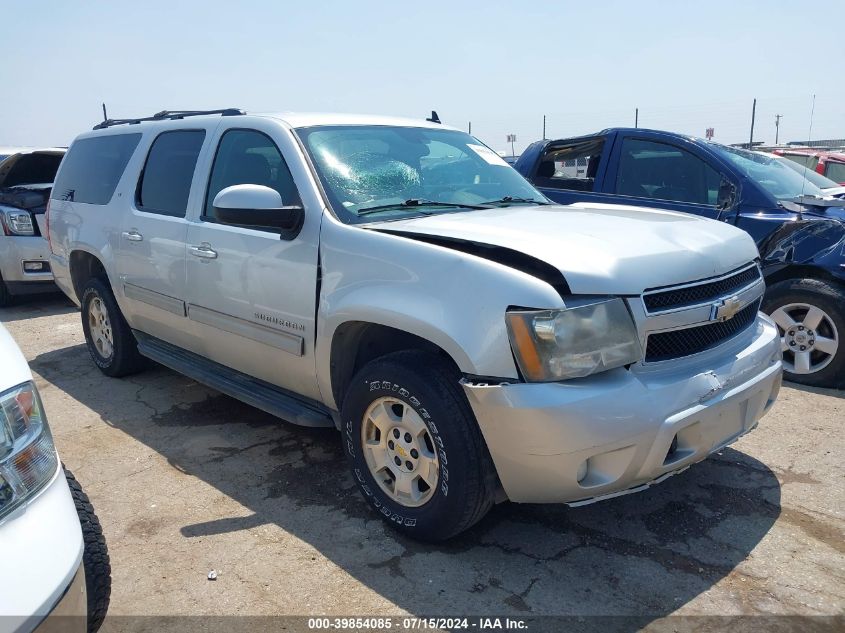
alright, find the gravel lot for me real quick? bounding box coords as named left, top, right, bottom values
left=2, top=295, right=843, bottom=629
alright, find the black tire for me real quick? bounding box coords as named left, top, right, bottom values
left=342, top=350, right=497, bottom=541
left=65, top=468, right=111, bottom=633
left=0, top=273, right=12, bottom=307
left=762, top=278, right=845, bottom=389
left=80, top=277, right=146, bottom=377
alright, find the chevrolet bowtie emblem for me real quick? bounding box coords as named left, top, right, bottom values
left=711, top=296, right=744, bottom=322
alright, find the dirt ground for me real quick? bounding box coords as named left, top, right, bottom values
left=2, top=295, right=843, bottom=630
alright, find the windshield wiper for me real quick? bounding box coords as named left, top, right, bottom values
left=478, top=196, right=550, bottom=206
left=357, top=198, right=489, bottom=216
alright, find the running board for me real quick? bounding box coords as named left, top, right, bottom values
left=134, top=331, right=334, bottom=428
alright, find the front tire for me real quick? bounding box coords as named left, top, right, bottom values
left=342, top=350, right=497, bottom=541
left=65, top=468, right=111, bottom=633
left=80, top=277, right=146, bottom=377
left=0, top=273, right=12, bottom=307
left=763, top=278, right=844, bottom=389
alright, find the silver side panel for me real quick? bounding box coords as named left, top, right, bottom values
left=188, top=303, right=304, bottom=357
left=124, top=282, right=186, bottom=317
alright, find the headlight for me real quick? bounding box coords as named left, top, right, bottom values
left=1, top=209, right=35, bottom=236
left=0, top=382, right=58, bottom=521
left=506, top=298, right=643, bottom=381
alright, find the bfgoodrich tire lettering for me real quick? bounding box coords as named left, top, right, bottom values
left=80, top=277, right=146, bottom=377
left=342, top=350, right=496, bottom=541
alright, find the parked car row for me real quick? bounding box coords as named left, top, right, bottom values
left=514, top=128, right=845, bottom=388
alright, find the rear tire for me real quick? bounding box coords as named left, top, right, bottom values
left=65, top=468, right=111, bottom=633
left=80, top=277, right=146, bottom=377
left=763, top=278, right=844, bottom=389
left=342, top=350, right=497, bottom=541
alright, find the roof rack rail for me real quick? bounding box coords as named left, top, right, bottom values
left=93, top=108, right=245, bottom=130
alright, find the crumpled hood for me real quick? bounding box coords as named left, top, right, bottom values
left=373, top=202, right=759, bottom=295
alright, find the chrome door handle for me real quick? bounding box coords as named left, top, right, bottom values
left=122, top=230, right=143, bottom=242
left=189, top=244, right=218, bottom=259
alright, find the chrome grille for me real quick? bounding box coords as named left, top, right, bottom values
left=645, top=299, right=761, bottom=362
left=643, top=265, right=762, bottom=313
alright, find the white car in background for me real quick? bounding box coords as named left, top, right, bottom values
left=0, top=323, right=110, bottom=632
left=0, top=147, right=65, bottom=305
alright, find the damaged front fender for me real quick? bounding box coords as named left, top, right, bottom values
left=757, top=217, right=845, bottom=282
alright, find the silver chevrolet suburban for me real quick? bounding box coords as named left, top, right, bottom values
left=47, top=109, right=783, bottom=541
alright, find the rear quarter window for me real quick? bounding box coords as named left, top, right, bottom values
left=51, top=134, right=142, bottom=205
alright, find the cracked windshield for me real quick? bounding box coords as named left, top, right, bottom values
left=298, top=125, right=548, bottom=222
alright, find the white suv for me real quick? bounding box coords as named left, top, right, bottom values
left=0, top=323, right=110, bottom=632
left=48, top=109, right=782, bottom=540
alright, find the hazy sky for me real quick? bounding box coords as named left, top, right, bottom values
left=3, top=1, right=842, bottom=154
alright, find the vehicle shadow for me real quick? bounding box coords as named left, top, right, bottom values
left=0, top=293, right=76, bottom=323
left=32, top=344, right=783, bottom=621
left=785, top=381, right=845, bottom=399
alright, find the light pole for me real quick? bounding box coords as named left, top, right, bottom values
left=748, top=98, right=757, bottom=149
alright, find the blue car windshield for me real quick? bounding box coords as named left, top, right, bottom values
left=711, top=144, right=826, bottom=201
left=296, top=125, right=547, bottom=223
left=775, top=155, right=842, bottom=190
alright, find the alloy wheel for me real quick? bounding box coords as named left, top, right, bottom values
left=360, top=396, right=439, bottom=507
left=88, top=296, right=114, bottom=359
left=770, top=302, right=839, bottom=375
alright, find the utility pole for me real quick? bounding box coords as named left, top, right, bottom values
left=748, top=98, right=756, bottom=149
left=774, top=114, right=782, bottom=145
left=468, top=121, right=472, bottom=135
left=635, top=108, right=638, bottom=128
left=543, top=115, right=546, bottom=140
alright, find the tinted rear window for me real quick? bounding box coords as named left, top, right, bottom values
left=51, top=134, right=142, bottom=205
left=136, top=130, right=205, bottom=217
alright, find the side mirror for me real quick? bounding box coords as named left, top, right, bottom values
left=716, top=178, right=737, bottom=212
left=212, top=184, right=304, bottom=234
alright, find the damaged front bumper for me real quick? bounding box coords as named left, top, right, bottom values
left=462, top=314, right=782, bottom=504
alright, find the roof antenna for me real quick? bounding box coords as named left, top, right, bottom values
left=102, top=103, right=108, bottom=122
left=799, top=93, right=816, bottom=203
left=426, top=110, right=441, bottom=124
